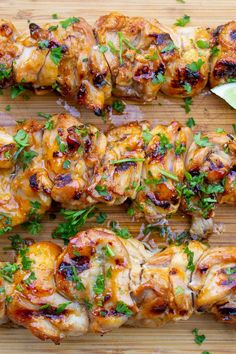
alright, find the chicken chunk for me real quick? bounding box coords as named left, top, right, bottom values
left=42, top=113, right=107, bottom=209
left=210, top=21, right=236, bottom=87
left=14, top=18, right=111, bottom=112
left=133, top=121, right=193, bottom=223
left=5, top=241, right=88, bottom=343
left=55, top=228, right=136, bottom=333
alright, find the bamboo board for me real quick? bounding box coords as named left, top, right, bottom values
left=0, top=0, right=236, bottom=353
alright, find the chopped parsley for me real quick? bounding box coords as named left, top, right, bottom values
left=23, top=200, right=42, bottom=235
left=142, top=129, right=152, bottom=144
left=232, top=124, right=236, bottom=133
left=184, top=245, right=195, bottom=272
left=183, top=82, right=192, bottom=93
left=194, top=132, right=212, bottom=147
left=52, top=206, right=95, bottom=244
left=52, top=13, right=58, bottom=19
left=157, top=167, right=179, bottom=181
left=60, top=17, right=80, bottom=29
left=196, top=40, right=209, bottom=49
left=7, top=234, right=24, bottom=252
left=157, top=133, right=173, bottom=155
left=175, top=286, right=184, bottom=295
left=24, top=271, right=37, bottom=286
left=175, top=14, right=190, bottom=27
left=115, top=301, right=133, bottom=316
left=175, top=141, right=186, bottom=155
left=145, top=50, right=158, bottom=61
left=56, top=301, right=72, bottom=314
left=127, top=207, right=135, bottom=217
left=103, top=244, right=115, bottom=257
left=110, top=221, right=131, bottom=239
left=0, top=263, right=19, bottom=283
left=161, top=43, right=176, bottom=53
left=21, top=150, right=38, bottom=170
left=71, top=266, right=85, bottom=291
left=50, top=47, right=63, bottom=65
left=95, top=185, right=109, bottom=197
left=0, top=64, right=12, bottom=81
left=93, top=274, right=105, bottom=295
left=56, top=135, right=67, bottom=153
left=96, top=212, right=107, bottom=224
left=5, top=105, right=11, bottom=112
left=0, top=213, right=12, bottom=235
left=186, top=117, right=196, bottom=128
left=48, top=25, right=58, bottom=32
left=152, top=73, right=166, bottom=84
left=211, top=46, right=219, bottom=56
left=112, top=100, right=125, bottom=113
left=192, top=328, right=206, bottom=345
left=187, top=59, right=204, bottom=72
left=11, top=85, right=25, bottom=99
left=183, top=97, right=193, bottom=113
left=19, top=246, right=32, bottom=270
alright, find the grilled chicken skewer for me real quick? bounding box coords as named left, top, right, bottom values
left=0, top=228, right=235, bottom=343
left=0, top=15, right=235, bottom=111
left=0, top=113, right=236, bottom=238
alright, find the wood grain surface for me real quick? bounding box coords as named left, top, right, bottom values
left=0, top=0, right=236, bottom=353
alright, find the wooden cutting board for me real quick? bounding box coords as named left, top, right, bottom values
left=0, top=0, right=236, bottom=353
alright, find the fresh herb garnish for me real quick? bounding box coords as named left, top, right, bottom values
left=56, top=301, right=72, bottom=314
left=21, top=150, right=38, bottom=169
left=50, top=47, right=63, bottom=65
left=211, top=46, right=219, bottom=56
left=196, top=40, right=209, bottom=49
left=175, top=14, right=190, bottom=27
left=110, top=221, right=131, bottom=239
left=52, top=206, right=95, bottom=244
left=0, top=263, right=19, bottom=283
left=24, top=271, right=37, bottom=285
left=5, top=105, right=11, bottom=112
left=112, top=100, right=125, bottom=113
left=115, top=301, right=133, bottom=316
left=183, top=82, right=192, bottom=93
left=95, top=185, right=109, bottom=197
left=96, top=212, right=107, bottom=224
left=60, top=17, right=80, bottom=29
left=187, top=59, right=204, bottom=72
left=184, top=245, right=195, bottom=272
left=63, top=159, right=71, bottom=169
left=48, top=25, right=58, bottom=32
left=152, top=73, right=166, bottom=84
left=98, top=45, right=108, bottom=53
left=142, top=129, right=152, bottom=144
left=161, top=43, right=176, bottom=53
left=103, top=244, right=115, bottom=257
left=0, top=64, right=12, bottom=81
left=183, top=97, right=193, bottom=113
left=93, top=274, right=105, bottom=295
left=23, top=200, right=42, bottom=235
left=194, top=132, right=212, bottom=147
left=157, top=167, right=179, bottom=181
left=110, top=157, right=145, bottom=164
left=192, top=328, right=206, bottom=345
left=186, top=117, right=196, bottom=128
left=11, top=85, right=25, bottom=99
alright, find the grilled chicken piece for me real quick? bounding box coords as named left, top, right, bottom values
left=0, top=229, right=236, bottom=343
left=129, top=241, right=206, bottom=327
left=0, top=20, right=19, bottom=88
left=42, top=113, right=106, bottom=209
left=95, top=12, right=167, bottom=101
left=89, top=121, right=148, bottom=205
left=14, top=18, right=111, bottom=112
left=5, top=241, right=88, bottom=343
left=133, top=121, right=193, bottom=222
left=210, top=21, right=236, bottom=87
left=55, top=228, right=137, bottom=333
left=0, top=121, right=52, bottom=232
left=182, top=130, right=236, bottom=236
left=190, top=246, right=236, bottom=325
left=160, top=26, right=211, bottom=97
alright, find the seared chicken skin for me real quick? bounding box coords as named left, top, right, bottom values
left=0, top=228, right=235, bottom=343
left=0, top=113, right=236, bottom=238
left=0, top=15, right=235, bottom=108
left=0, top=120, right=52, bottom=233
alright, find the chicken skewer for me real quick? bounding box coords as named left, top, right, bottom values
left=0, top=113, right=236, bottom=238
left=0, top=14, right=235, bottom=111
left=0, top=228, right=235, bottom=343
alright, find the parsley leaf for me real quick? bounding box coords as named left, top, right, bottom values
left=175, top=14, right=190, bottom=27
left=115, top=301, right=133, bottom=316
left=184, top=245, right=195, bottom=272
left=93, top=274, right=105, bottom=295
left=194, top=132, right=212, bottom=147
left=183, top=97, right=193, bottom=113
left=112, top=100, right=125, bottom=113
left=187, top=59, right=204, bottom=72
left=142, top=129, right=152, bottom=144
left=110, top=221, right=131, bottom=239
left=11, top=85, right=25, bottom=99
left=186, top=117, right=196, bottom=128
left=60, top=17, right=80, bottom=29
left=56, top=301, right=72, bottom=314
left=22, top=150, right=38, bottom=170
left=192, top=328, right=206, bottom=345
left=152, top=73, right=166, bottom=84
left=196, top=40, right=209, bottom=49
left=95, top=185, right=110, bottom=197
left=96, top=212, right=107, bottom=224
left=50, top=47, right=63, bottom=65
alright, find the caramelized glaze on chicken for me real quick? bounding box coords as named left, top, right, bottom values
left=210, top=21, right=236, bottom=87
left=0, top=121, right=52, bottom=232
left=133, top=121, right=193, bottom=222
left=0, top=15, right=235, bottom=107
left=0, top=229, right=235, bottom=343
left=0, top=114, right=236, bottom=238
